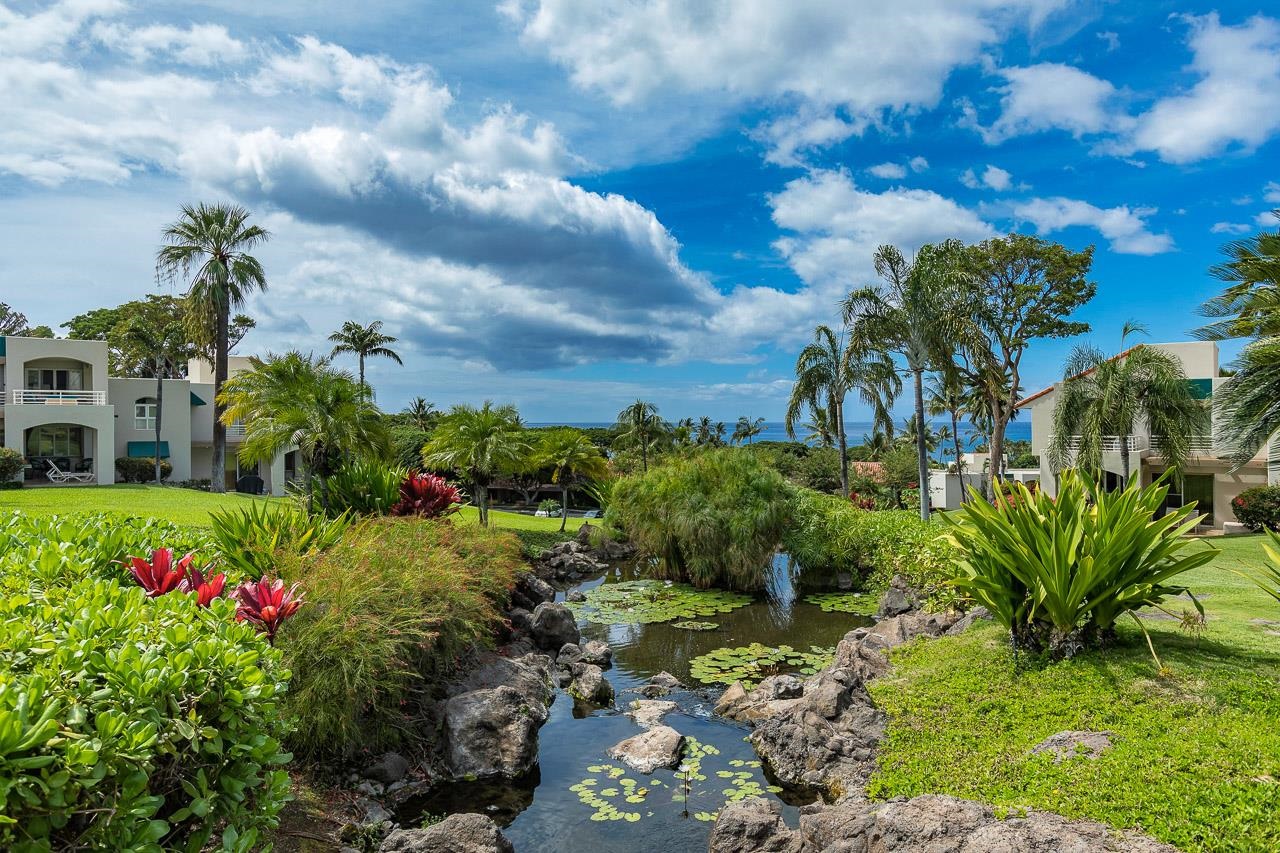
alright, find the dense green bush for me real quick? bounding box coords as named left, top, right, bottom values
left=1231, top=485, right=1280, bottom=531
left=273, top=518, right=524, bottom=759
left=0, top=522, right=291, bottom=851
left=323, top=459, right=404, bottom=516
left=606, top=449, right=792, bottom=591
left=0, top=512, right=211, bottom=582
left=782, top=489, right=866, bottom=587
left=389, top=424, right=434, bottom=469
left=114, top=456, right=173, bottom=483
left=0, top=446, right=24, bottom=482
left=944, top=471, right=1216, bottom=659
left=752, top=443, right=843, bottom=493
left=208, top=502, right=351, bottom=578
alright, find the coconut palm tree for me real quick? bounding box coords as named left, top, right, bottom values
left=841, top=241, right=965, bottom=518
left=800, top=408, right=836, bottom=448
left=927, top=366, right=967, bottom=482
left=672, top=417, right=695, bottom=447
left=328, top=320, right=403, bottom=396
left=156, top=203, right=269, bottom=493
left=404, top=397, right=438, bottom=431
left=423, top=402, right=529, bottom=525
left=861, top=426, right=893, bottom=461
left=219, top=352, right=389, bottom=512
left=1048, top=322, right=1208, bottom=487
left=615, top=400, right=667, bottom=472
left=538, top=428, right=609, bottom=531
left=786, top=324, right=899, bottom=497
left=119, top=318, right=188, bottom=485
left=733, top=416, right=766, bottom=445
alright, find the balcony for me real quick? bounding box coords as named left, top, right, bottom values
left=9, top=389, right=107, bottom=406
left=1062, top=435, right=1148, bottom=453
left=226, top=422, right=246, bottom=438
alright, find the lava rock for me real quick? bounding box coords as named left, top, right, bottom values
left=556, top=643, right=584, bottom=666
left=709, top=797, right=802, bottom=853
left=529, top=602, right=580, bottom=650
left=628, top=699, right=677, bottom=728
left=1030, top=730, right=1114, bottom=763
left=635, top=671, right=683, bottom=697
left=379, top=813, right=514, bottom=853
left=607, top=725, right=684, bottom=773
left=580, top=639, right=613, bottom=668
left=566, top=590, right=586, bottom=603
left=567, top=662, right=614, bottom=704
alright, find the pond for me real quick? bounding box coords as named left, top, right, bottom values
left=400, top=553, right=873, bottom=852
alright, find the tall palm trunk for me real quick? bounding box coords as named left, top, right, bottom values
left=950, top=408, right=963, bottom=502
left=835, top=397, right=849, bottom=497
left=640, top=433, right=648, bottom=473
left=560, top=484, right=569, bottom=532
left=358, top=354, right=366, bottom=396
left=212, top=301, right=229, bottom=493
left=913, top=369, right=930, bottom=521
left=1119, top=433, right=1130, bottom=489
left=477, top=482, right=489, bottom=526
left=154, top=366, right=164, bottom=485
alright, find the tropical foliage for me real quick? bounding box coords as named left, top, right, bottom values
left=538, top=427, right=609, bottom=530
left=614, top=399, right=668, bottom=473
left=208, top=501, right=352, bottom=577
left=944, top=471, right=1216, bottom=661
left=328, top=319, right=403, bottom=393
left=606, top=449, right=792, bottom=590
left=1245, top=528, right=1280, bottom=605
left=422, top=401, right=528, bottom=525
left=1230, top=485, right=1280, bottom=532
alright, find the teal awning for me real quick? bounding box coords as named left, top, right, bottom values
left=127, top=441, right=170, bottom=459
left=0, top=338, right=6, bottom=356
left=190, top=391, right=207, bottom=406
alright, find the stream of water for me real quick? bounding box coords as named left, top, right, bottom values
left=401, top=554, right=872, bottom=852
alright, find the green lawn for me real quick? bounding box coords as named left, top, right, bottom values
left=868, top=534, right=1280, bottom=852
left=0, top=484, right=584, bottom=533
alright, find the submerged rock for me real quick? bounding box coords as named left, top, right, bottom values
left=529, top=602, right=580, bottom=650
left=710, top=795, right=1177, bottom=853
left=634, top=671, right=683, bottom=698
left=580, top=639, right=613, bottom=668
left=379, top=813, right=514, bottom=853
left=1031, top=730, right=1114, bottom=763
left=628, top=698, right=677, bottom=728
left=607, top=725, right=684, bottom=773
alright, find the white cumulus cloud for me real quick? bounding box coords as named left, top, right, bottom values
left=1013, top=196, right=1174, bottom=255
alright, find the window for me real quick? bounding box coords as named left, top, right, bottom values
left=134, top=399, right=158, bottom=431
left=25, top=426, right=84, bottom=458
left=25, top=367, right=83, bottom=391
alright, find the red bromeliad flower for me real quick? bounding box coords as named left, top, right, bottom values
left=127, top=548, right=194, bottom=597
left=179, top=566, right=228, bottom=607
left=390, top=472, right=463, bottom=518
left=233, top=577, right=304, bottom=643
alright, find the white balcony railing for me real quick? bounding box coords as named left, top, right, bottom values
left=9, top=389, right=107, bottom=405
left=1063, top=434, right=1147, bottom=453
left=225, top=422, right=246, bottom=437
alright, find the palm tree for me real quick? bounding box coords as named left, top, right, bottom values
left=800, top=408, right=836, bottom=448
left=841, top=241, right=966, bottom=519
left=423, top=402, right=529, bottom=525
left=733, top=416, right=766, bottom=445
left=861, top=427, right=893, bottom=461
left=156, top=203, right=269, bottom=493
left=786, top=324, right=899, bottom=497
left=219, top=352, right=389, bottom=512
left=1195, top=213, right=1280, bottom=342
left=1048, top=322, right=1208, bottom=487
left=538, top=429, right=609, bottom=531
left=328, top=320, right=403, bottom=396
left=672, top=417, right=695, bottom=447
left=898, top=414, right=940, bottom=453
left=120, top=319, right=187, bottom=485
left=1215, top=338, right=1280, bottom=467
left=927, top=366, right=968, bottom=482
left=404, top=397, right=438, bottom=431
left=615, top=400, right=666, bottom=472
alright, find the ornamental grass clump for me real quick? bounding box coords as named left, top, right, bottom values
left=944, top=470, right=1216, bottom=663
left=605, top=449, right=792, bottom=591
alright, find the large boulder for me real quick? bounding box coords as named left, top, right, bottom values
left=607, top=725, right=684, bottom=773
left=715, top=678, right=805, bottom=724
left=875, top=574, right=918, bottom=617
left=567, top=662, right=614, bottom=704
left=628, top=699, right=677, bottom=728
left=510, top=573, right=555, bottom=612
left=379, top=813, right=514, bottom=853
left=362, top=751, right=410, bottom=785
left=439, top=654, right=554, bottom=779
left=711, top=795, right=1178, bottom=853
left=529, top=602, right=580, bottom=650
left=446, top=653, right=553, bottom=702
left=634, top=671, right=683, bottom=698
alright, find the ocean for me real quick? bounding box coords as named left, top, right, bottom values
left=528, top=420, right=1032, bottom=460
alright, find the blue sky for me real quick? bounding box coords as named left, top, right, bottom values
left=1, top=1, right=1277, bottom=422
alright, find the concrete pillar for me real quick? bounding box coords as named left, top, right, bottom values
left=266, top=451, right=287, bottom=497
left=94, top=427, right=115, bottom=485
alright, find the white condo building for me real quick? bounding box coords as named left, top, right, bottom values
left=1, top=335, right=292, bottom=495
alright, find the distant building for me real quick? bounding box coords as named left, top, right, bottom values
left=1, top=335, right=292, bottom=494
left=1018, top=340, right=1268, bottom=531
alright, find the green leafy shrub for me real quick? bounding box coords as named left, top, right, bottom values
left=606, top=449, right=792, bottom=590
left=0, top=446, right=24, bottom=482
left=944, top=471, right=1217, bottom=660
left=114, top=456, right=173, bottom=483
left=537, top=498, right=562, bottom=516
left=1240, top=528, right=1280, bottom=604
left=323, top=459, right=405, bottom=517
left=273, top=518, right=524, bottom=759
left=208, top=502, right=351, bottom=577
left=783, top=489, right=866, bottom=587
left=1230, top=485, right=1280, bottom=531
left=0, top=551, right=290, bottom=850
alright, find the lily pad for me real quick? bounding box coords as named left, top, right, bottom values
left=803, top=592, right=878, bottom=614
left=567, top=580, right=752, bottom=625
left=689, top=643, right=834, bottom=689
left=671, top=620, right=719, bottom=631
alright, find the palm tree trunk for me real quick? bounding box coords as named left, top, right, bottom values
left=641, top=434, right=648, bottom=473
left=358, top=354, right=366, bottom=396
left=913, top=370, right=930, bottom=521
left=478, top=483, right=488, bottom=526
left=560, top=484, right=569, bottom=532
left=211, top=301, right=229, bottom=493
left=154, top=366, right=164, bottom=485
left=1119, top=434, right=1130, bottom=489
left=951, top=408, right=963, bottom=503
left=836, top=397, right=849, bottom=497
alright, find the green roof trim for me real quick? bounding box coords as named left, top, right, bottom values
left=190, top=391, right=207, bottom=406
left=1187, top=378, right=1212, bottom=400
left=126, top=441, right=170, bottom=459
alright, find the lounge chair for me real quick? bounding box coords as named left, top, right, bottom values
left=47, top=461, right=94, bottom=484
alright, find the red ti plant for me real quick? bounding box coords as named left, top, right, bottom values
left=179, top=566, right=227, bottom=607
left=390, top=472, right=463, bottom=518
left=127, top=548, right=194, bottom=597
left=233, top=577, right=304, bottom=644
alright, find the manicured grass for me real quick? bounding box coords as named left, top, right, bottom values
left=868, top=534, right=1280, bottom=852
left=0, top=483, right=585, bottom=532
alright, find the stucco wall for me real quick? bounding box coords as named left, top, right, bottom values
left=108, top=377, right=195, bottom=482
